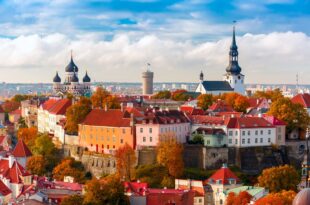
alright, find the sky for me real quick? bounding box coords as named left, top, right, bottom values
left=0, top=0, right=310, bottom=84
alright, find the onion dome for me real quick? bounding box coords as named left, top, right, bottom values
left=53, top=72, right=61, bottom=83
left=293, top=188, right=310, bottom=205
left=65, top=55, right=78, bottom=73
left=83, top=71, right=91, bottom=82
left=71, top=72, right=79, bottom=83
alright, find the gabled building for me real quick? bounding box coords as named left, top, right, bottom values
left=135, top=108, right=190, bottom=148
left=0, top=180, right=12, bottom=204
left=12, top=139, right=32, bottom=168
left=205, top=164, right=242, bottom=205
left=79, top=108, right=137, bottom=154
left=225, top=116, right=276, bottom=147
left=291, top=93, right=310, bottom=114
left=196, top=25, right=245, bottom=95
left=208, top=100, right=234, bottom=114
left=37, top=98, right=72, bottom=139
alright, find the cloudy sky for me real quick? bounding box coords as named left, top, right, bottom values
left=0, top=0, right=309, bottom=84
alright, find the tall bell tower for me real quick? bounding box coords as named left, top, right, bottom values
left=223, top=23, right=245, bottom=94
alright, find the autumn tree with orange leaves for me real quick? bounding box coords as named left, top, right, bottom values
left=157, top=137, right=184, bottom=178
left=17, top=127, right=38, bottom=148
left=91, top=86, right=110, bottom=109
left=197, top=94, right=214, bottom=110
left=226, top=191, right=252, bottom=205
left=115, top=143, right=137, bottom=181
left=258, top=165, right=299, bottom=193
left=52, top=157, right=86, bottom=183
left=65, top=97, right=92, bottom=134
left=26, top=155, right=46, bottom=176
left=255, top=190, right=296, bottom=205
left=219, top=92, right=250, bottom=113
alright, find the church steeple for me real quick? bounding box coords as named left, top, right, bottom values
left=226, top=23, right=242, bottom=75
left=200, top=71, right=204, bottom=81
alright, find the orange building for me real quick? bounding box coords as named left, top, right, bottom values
left=79, top=109, right=136, bottom=154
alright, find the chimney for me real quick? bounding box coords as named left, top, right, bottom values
left=258, top=113, right=262, bottom=118
left=104, top=104, right=108, bottom=111
left=8, top=155, right=15, bottom=168
left=121, top=103, right=124, bottom=112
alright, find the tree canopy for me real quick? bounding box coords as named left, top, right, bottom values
left=255, top=190, right=296, bottom=205
left=257, top=165, right=299, bottom=193
left=197, top=94, right=214, bottom=110
left=171, top=89, right=191, bottom=101
left=226, top=191, right=252, bottom=205
left=115, top=143, right=136, bottom=181
left=52, top=157, right=86, bottom=183
left=151, top=90, right=171, bottom=99
left=26, top=155, right=46, bottom=176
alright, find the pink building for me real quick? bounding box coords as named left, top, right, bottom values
left=136, top=109, right=190, bottom=149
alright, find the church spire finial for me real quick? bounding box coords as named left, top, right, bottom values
left=70, top=50, right=73, bottom=61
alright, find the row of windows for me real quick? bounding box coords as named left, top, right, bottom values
left=82, top=126, right=127, bottom=134
left=139, top=126, right=188, bottom=134
left=90, top=144, right=117, bottom=149
left=229, top=137, right=271, bottom=144
left=228, top=129, right=272, bottom=136
left=142, top=136, right=153, bottom=143
left=82, top=135, right=124, bottom=144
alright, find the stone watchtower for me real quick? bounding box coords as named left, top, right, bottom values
left=142, top=63, right=154, bottom=95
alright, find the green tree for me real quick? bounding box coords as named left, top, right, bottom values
left=135, top=164, right=169, bottom=188
left=171, top=89, right=191, bottom=101
left=189, top=134, right=204, bottom=145
left=258, top=165, right=299, bottom=193
left=197, top=94, right=214, bottom=110
left=152, top=90, right=171, bottom=99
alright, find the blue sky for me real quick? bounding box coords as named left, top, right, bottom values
left=0, top=0, right=309, bottom=83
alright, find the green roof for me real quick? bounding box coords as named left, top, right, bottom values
left=224, top=186, right=265, bottom=197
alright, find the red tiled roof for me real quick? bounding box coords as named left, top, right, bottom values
left=124, top=181, right=148, bottom=196
left=136, top=109, right=190, bottom=125
left=263, top=115, right=286, bottom=126
left=208, top=100, right=234, bottom=112
left=48, top=99, right=72, bottom=115
left=225, top=117, right=274, bottom=129
left=41, top=99, right=58, bottom=110
left=12, top=140, right=32, bottom=157
left=0, top=159, right=31, bottom=184
left=205, top=165, right=240, bottom=185
left=54, top=181, right=83, bottom=191
left=195, top=127, right=226, bottom=135
left=189, top=115, right=225, bottom=126
left=125, top=107, right=144, bottom=118
left=248, top=98, right=263, bottom=108
left=216, top=112, right=243, bottom=118
left=81, top=109, right=131, bottom=127
left=180, top=106, right=205, bottom=115
left=9, top=109, right=21, bottom=115
left=292, top=94, right=310, bottom=108
left=0, top=179, right=11, bottom=196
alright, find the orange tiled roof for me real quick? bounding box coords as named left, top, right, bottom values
left=292, top=93, right=310, bottom=108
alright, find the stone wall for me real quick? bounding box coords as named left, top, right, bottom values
left=204, top=147, right=229, bottom=170
left=137, top=148, right=157, bottom=166
left=81, top=153, right=116, bottom=178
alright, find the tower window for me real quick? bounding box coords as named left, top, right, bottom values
left=238, top=76, right=241, bottom=79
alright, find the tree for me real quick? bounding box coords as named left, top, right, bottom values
left=61, top=195, right=84, bottom=205
left=2, top=101, right=20, bottom=113
left=197, top=94, right=214, bottom=110
left=253, top=89, right=283, bottom=102
left=226, top=191, right=252, bottom=205
left=171, top=89, right=191, bottom=101
left=114, top=143, right=136, bottom=181
left=268, top=97, right=310, bottom=132
left=104, top=95, right=121, bottom=109
left=12, top=94, right=29, bottom=103
left=31, top=134, right=56, bottom=156
left=83, top=175, right=129, bottom=205
left=26, top=155, right=46, bottom=176
left=152, top=90, right=171, bottom=99
left=52, top=157, right=85, bottom=183
left=65, top=97, right=92, bottom=134
left=157, top=138, right=184, bottom=178
left=17, top=127, right=38, bottom=148
left=257, top=165, right=299, bottom=193
left=189, top=134, right=204, bottom=145
left=91, top=86, right=110, bottom=109
left=255, top=190, right=296, bottom=205
left=234, top=95, right=250, bottom=113
left=135, top=164, right=169, bottom=188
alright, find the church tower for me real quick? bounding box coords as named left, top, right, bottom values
left=223, top=24, right=245, bottom=94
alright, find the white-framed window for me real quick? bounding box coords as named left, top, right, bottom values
left=260, top=130, right=263, bottom=135
left=268, top=130, right=271, bottom=135
left=260, top=138, right=263, bottom=143
left=143, top=137, right=146, bottom=142
left=242, top=131, right=245, bottom=136
left=248, top=131, right=251, bottom=135
left=247, top=138, right=250, bottom=144
left=140, top=128, right=143, bottom=133
left=150, top=137, right=152, bottom=142
left=235, top=131, right=238, bottom=136
left=149, top=128, right=152, bottom=133
left=242, top=139, right=245, bottom=144
left=268, top=138, right=271, bottom=143
left=229, top=131, right=233, bottom=136
left=229, top=139, right=232, bottom=144
left=235, top=139, right=238, bottom=144
left=255, top=130, right=258, bottom=135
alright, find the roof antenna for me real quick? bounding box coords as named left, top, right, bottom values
left=147, top=63, right=151, bottom=72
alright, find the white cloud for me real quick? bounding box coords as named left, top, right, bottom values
left=0, top=32, right=309, bottom=84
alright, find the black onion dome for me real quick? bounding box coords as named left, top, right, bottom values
left=65, top=57, right=79, bottom=72
left=53, top=72, right=61, bottom=83
left=83, top=71, right=91, bottom=82
left=71, top=72, right=79, bottom=82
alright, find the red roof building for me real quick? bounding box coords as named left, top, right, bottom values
left=292, top=93, right=310, bottom=109
left=180, top=106, right=205, bottom=115
left=225, top=117, right=274, bottom=129
left=12, top=140, right=32, bottom=158
left=205, top=164, right=241, bottom=185
left=146, top=188, right=195, bottom=205
left=208, top=100, right=234, bottom=113
left=124, top=181, right=148, bottom=196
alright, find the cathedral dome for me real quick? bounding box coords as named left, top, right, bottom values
left=53, top=72, right=61, bottom=83
left=65, top=57, right=78, bottom=73
left=83, top=71, right=91, bottom=82
left=293, top=188, right=310, bottom=205
left=226, top=62, right=242, bottom=75
left=71, top=72, right=79, bottom=83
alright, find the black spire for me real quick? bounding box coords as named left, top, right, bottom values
left=53, top=71, right=61, bottom=83
left=226, top=23, right=242, bottom=75
left=65, top=51, right=79, bottom=72
left=200, top=71, right=204, bottom=81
